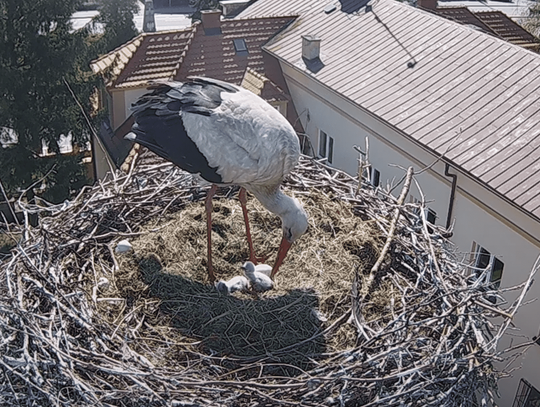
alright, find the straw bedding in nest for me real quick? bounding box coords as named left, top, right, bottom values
left=113, top=188, right=379, bottom=368
left=0, top=154, right=535, bottom=407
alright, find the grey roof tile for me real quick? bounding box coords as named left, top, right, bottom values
left=239, top=0, right=540, bottom=219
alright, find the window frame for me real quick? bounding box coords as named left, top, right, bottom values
left=513, top=378, right=540, bottom=407
left=318, top=129, right=334, bottom=164
left=233, top=38, right=248, bottom=55
left=426, top=208, right=437, bottom=224
left=371, top=167, right=380, bottom=187
left=472, top=242, right=504, bottom=303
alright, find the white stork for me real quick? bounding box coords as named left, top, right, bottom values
left=126, top=77, right=308, bottom=282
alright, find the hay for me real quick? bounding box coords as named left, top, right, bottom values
left=0, top=154, right=536, bottom=406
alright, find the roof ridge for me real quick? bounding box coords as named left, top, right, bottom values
left=141, top=26, right=194, bottom=36
left=91, top=32, right=146, bottom=66
left=225, top=14, right=299, bottom=22
left=242, top=67, right=288, bottom=100
left=245, top=67, right=268, bottom=82
left=474, top=10, right=505, bottom=15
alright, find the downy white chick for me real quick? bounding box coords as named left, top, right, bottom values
left=242, top=261, right=274, bottom=293
left=253, top=263, right=272, bottom=277
left=216, top=275, right=250, bottom=295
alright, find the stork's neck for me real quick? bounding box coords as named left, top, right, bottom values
left=246, top=184, right=295, bottom=218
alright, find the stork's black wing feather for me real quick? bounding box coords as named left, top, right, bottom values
left=127, top=79, right=238, bottom=183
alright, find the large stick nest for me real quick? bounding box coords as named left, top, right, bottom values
left=0, top=154, right=535, bottom=406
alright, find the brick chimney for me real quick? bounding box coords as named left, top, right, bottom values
left=417, top=0, right=437, bottom=10
left=143, top=0, right=156, bottom=32
left=201, top=9, right=222, bottom=35
left=302, top=35, right=321, bottom=61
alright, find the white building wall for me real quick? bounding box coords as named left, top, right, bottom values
left=280, top=61, right=540, bottom=406
left=123, top=88, right=149, bottom=123
left=91, top=133, right=115, bottom=181
left=110, top=87, right=148, bottom=131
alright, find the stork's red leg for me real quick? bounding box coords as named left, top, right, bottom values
left=238, top=188, right=265, bottom=264
left=205, top=184, right=218, bottom=282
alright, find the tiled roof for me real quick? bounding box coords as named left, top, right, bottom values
left=474, top=11, right=539, bottom=49
left=174, top=16, right=295, bottom=85
left=241, top=67, right=288, bottom=101
left=428, top=7, right=539, bottom=50
left=237, top=0, right=330, bottom=18
left=90, top=36, right=145, bottom=85
left=91, top=16, right=295, bottom=89
left=239, top=0, right=540, bottom=219
left=114, top=29, right=195, bottom=89
left=434, top=7, right=493, bottom=34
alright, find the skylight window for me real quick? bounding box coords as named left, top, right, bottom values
left=233, top=39, right=248, bottom=54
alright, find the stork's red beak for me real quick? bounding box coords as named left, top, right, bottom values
left=271, top=236, right=293, bottom=279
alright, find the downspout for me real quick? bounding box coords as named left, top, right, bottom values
left=444, top=163, right=457, bottom=229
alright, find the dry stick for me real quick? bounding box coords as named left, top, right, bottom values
left=0, top=154, right=534, bottom=407
left=364, top=166, right=414, bottom=294
left=351, top=167, right=414, bottom=341
left=0, top=179, right=20, bottom=227
left=411, top=177, right=451, bottom=297
left=63, top=77, right=117, bottom=180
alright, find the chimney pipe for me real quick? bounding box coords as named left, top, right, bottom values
left=302, top=35, right=321, bottom=61
left=201, top=9, right=222, bottom=35
left=143, top=0, right=156, bottom=32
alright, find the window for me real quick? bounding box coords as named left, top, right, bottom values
left=472, top=242, right=504, bottom=303
left=318, top=130, right=334, bottom=164
left=513, top=379, right=540, bottom=407
left=271, top=102, right=287, bottom=117
left=426, top=208, right=436, bottom=224
left=408, top=195, right=435, bottom=225
left=371, top=168, right=380, bottom=187
left=233, top=38, right=248, bottom=55
left=364, top=166, right=380, bottom=187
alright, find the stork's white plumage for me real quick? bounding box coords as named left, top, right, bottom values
left=242, top=261, right=274, bottom=293
left=127, top=77, right=308, bottom=282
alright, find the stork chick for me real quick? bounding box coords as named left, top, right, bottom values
left=253, top=263, right=272, bottom=277
left=242, top=261, right=274, bottom=293
left=216, top=275, right=250, bottom=295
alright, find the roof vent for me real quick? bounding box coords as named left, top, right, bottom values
left=201, top=9, right=222, bottom=35
left=324, top=3, right=337, bottom=14
left=302, top=35, right=321, bottom=61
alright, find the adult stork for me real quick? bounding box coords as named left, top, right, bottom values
left=126, top=77, right=308, bottom=282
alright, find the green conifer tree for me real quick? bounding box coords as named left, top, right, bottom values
left=0, top=0, right=93, bottom=203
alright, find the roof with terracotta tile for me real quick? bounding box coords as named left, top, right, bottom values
left=434, top=7, right=494, bottom=34
left=238, top=0, right=540, bottom=219
left=474, top=11, right=539, bottom=49
left=241, top=67, right=288, bottom=101
left=91, top=15, right=295, bottom=89
left=173, top=16, right=295, bottom=84
left=114, top=29, right=195, bottom=89
left=90, top=35, right=146, bottom=85
left=428, top=7, right=539, bottom=50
